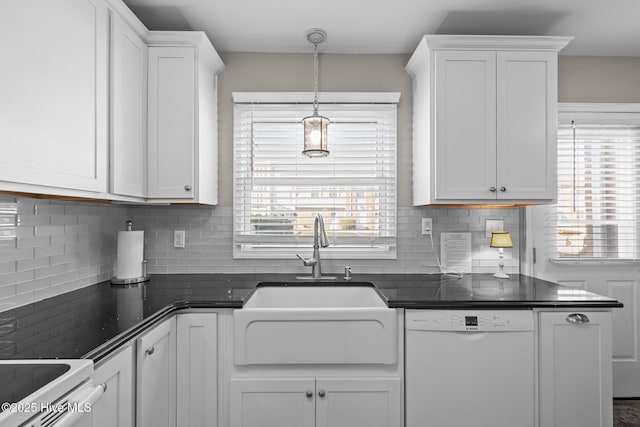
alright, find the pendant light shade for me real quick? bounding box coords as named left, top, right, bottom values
left=302, top=111, right=330, bottom=157
left=302, top=28, right=330, bottom=157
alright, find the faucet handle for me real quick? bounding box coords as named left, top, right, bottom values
left=344, top=266, right=352, bottom=281
left=296, top=254, right=316, bottom=266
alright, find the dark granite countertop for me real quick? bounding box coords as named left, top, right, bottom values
left=0, top=273, right=621, bottom=363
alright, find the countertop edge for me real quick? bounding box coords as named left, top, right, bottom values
left=86, top=300, right=242, bottom=364
left=390, top=301, right=624, bottom=309
left=87, top=295, right=621, bottom=364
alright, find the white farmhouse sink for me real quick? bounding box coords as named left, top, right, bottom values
left=234, top=284, right=398, bottom=365
left=242, top=284, right=388, bottom=308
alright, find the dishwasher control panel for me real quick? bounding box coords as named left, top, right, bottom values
left=405, top=310, right=534, bottom=332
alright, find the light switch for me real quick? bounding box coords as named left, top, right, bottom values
left=174, top=230, right=186, bottom=248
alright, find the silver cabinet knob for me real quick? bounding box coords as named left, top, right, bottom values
left=306, top=391, right=313, bottom=399
left=184, top=185, right=192, bottom=191
left=318, top=390, right=326, bottom=398
left=489, top=187, right=497, bottom=192
left=566, top=313, right=590, bottom=324
left=500, top=186, right=507, bottom=192
left=145, top=346, right=155, bottom=355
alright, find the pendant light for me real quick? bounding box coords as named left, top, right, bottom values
left=302, top=28, right=330, bottom=158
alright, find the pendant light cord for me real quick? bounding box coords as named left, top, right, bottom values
left=571, top=120, right=576, bottom=213
left=313, top=41, right=319, bottom=114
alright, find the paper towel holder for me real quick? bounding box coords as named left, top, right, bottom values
left=111, top=221, right=151, bottom=286
left=111, top=260, right=150, bottom=286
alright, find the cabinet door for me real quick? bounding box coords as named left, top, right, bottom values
left=497, top=51, right=557, bottom=200
left=147, top=47, right=195, bottom=199
left=0, top=0, right=108, bottom=192
left=539, top=311, right=613, bottom=427
left=177, top=313, right=218, bottom=427
left=137, top=317, right=177, bottom=427
left=315, top=378, right=401, bottom=427
left=433, top=50, right=497, bottom=200
left=110, top=12, right=147, bottom=197
left=92, top=345, right=134, bottom=427
left=230, top=378, right=315, bottom=427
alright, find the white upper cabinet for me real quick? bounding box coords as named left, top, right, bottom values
left=0, top=0, right=109, bottom=194
left=110, top=9, right=148, bottom=198
left=146, top=33, right=224, bottom=204
left=406, top=35, right=572, bottom=205
left=0, top=0, right=223, bottom=204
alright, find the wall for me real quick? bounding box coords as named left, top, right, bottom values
left=559, top=56, right=640, bottom=102
left=0, top=196, right=127, bottom=310
left=217, top=52, right=414, bottom=206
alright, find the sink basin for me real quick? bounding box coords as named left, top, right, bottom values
left=242, top=284, right=388, bottom=308
left=234, top=284, right=397, bottom=365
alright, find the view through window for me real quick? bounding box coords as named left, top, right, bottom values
left=553, top=106, right=640, bottom=260
left=233, top=97, right=397, bottom=259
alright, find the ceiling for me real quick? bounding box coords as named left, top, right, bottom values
left=123, top=0, right=640, bottom=56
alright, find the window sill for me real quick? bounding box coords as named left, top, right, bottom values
left=233, top=245, right=397, bottom=260
left=549, top=258, right=640, bottom=265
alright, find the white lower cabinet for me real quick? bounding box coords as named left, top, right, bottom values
left=136, top=316, right=177, bottom=427
left=176, top=313, right=218, bottom=427
left=92, top=344, right=135, bottom=427
left=229, top=377, right=401, bottom=427
left=538, top=310, right=613, bottom=427
left=230, top=378, right=315, bottom=427
left=315, top=378, right=401, bottom=427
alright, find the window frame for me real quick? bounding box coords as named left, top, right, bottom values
left=550, top=102, right=640, bottom=263
left=232, top=92, right=400, bottom=260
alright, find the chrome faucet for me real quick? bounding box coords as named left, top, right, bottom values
left=296, top=213, right=330, bottom=279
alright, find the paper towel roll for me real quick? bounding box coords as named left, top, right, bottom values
left=116, top=230, right=144, bottom=279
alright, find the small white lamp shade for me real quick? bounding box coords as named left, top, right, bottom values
left=490, top=231, right=513, bottom=248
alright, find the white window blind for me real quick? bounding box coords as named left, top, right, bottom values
left=551, top=105, right=640, bottom=261
left=233, top=96, right=398, bottom=259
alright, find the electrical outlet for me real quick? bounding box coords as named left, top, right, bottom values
left=421, top=218, right=433, bottom=236
left=174, top=230, right=186, bottom=248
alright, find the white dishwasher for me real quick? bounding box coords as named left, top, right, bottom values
left=406, top=309, right=535, bottom=427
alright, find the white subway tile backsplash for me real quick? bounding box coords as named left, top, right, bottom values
left=34, top=204, right=65, bottom=216
left=0, top=196, right=126, bottom=311
left=35, top=245, right=65, bottom=258
left=0, top=261, right=16, bottom=275
left=16, top=257, right=50, bottom=272
left=16, top=277, right=50, bottom=295
left=16, top=236, right=50, bottom=249
left=0, top=194, right=522, bottom=310
left=35, top=225, right=65, bottom=237
left=127, top=205, right=520, bottom=275
left=0, top=284, right=17, bottom=299
left=0, top=271, right=34, bottom=287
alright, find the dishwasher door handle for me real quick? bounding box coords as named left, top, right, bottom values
left=566, top=313, right=590, bottom=324
left=50, top=382, right=106, bottom=427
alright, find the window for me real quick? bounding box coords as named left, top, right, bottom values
left=233, top=93, right=399, bottom=259
left=551, top=104, right=640, bottom=260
